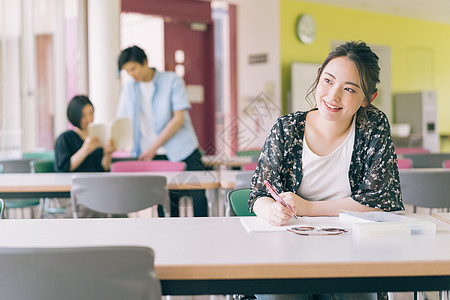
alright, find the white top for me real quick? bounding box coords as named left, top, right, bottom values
left=139, top=81, right=165, bottom=155
left=298, top=117, right=355, bottom=201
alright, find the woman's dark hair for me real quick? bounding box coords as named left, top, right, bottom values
left=117, top=45, right=148, bottom=71
left=306, top=41, right=380, bottom=126
left=67, top=95, right=93, bottom=129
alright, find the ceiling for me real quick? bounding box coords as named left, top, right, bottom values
left=221, top=0, right=450, bottom=24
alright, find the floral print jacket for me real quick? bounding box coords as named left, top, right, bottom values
left=249, top=107, right=404, bottom=212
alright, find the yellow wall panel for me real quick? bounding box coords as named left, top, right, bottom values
left=280, top=0, right=450, bottom=135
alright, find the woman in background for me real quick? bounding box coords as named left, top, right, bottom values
left=54, top=95, right=117, bottom=218
left=54, top=95, right=116, bottom=172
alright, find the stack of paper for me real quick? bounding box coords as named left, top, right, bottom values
left=339, top=211, right=436, bottom=237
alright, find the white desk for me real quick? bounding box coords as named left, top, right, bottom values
left=0, top=171, right=219, bottom=199
left=1, top=215, right=450, bottom=295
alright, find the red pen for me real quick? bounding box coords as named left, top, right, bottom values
left=263, top=180, right=297, bottom=219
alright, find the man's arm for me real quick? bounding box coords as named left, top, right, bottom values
left=139, top=110, right=185, bottom=160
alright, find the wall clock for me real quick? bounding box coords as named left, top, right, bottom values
left=296, top=14, right=316, bottom=44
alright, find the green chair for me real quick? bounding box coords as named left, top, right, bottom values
left=236, top=150, right=260, bottom=157
left=31, top=159, right=66, bottom=218
left=227, top=188, right=255, bottom=216
left=22, top=150, right=55, bottom=160
left=30, top=159, right=54, bottom=173
left=227, top=188, right=256, bottom=300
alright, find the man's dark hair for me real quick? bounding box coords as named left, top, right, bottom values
left=118, top=45, right=148, bottom=71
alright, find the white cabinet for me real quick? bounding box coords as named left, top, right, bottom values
left=394, top=91, right=439, bottom=152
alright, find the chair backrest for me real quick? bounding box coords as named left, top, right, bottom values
left=0, top=246, right=161, bottom=300
left=71, top=174, right=169, bottom=217
left=235, top=170, right=254, bottom=189
left=0, top=159, right=33, bottom=173
left=0, top=198, right=4, bottom=219
left=241, top=162, right=257, bottom=171
left=111, top=160, right=186, bottom=172
left=236, top=150, right=261, bottom=157
left=397, top=158, right=413, bottom=169
left=399, top=170, right=450, bottom=209
left=31, top=159, right=55, bottom=173
left=22, top=150, right=55, bottom=160
left=227, top=188, right=255, bottom=216
left=443, top=160, right=450, bottom=168
left=400, top=153, right=450, bottom=168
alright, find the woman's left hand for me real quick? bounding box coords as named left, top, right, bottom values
left=103, top=139, right=116, bottom=155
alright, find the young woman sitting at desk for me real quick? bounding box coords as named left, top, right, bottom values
left=250, top=41, right=404, bottom=300
left=54, top=95, right=116, bottom=172
left=250, top=41, right=404, bottom=226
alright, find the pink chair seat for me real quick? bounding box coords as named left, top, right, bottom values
left=443, top=160, right=450, bottom=169
left=110, top=160, right=186, bottom=172
left=241, top=162, right=257, bottom=171
left=396, top=148, right=430, bottom=155
left=397, top=158, right=412, bottom=169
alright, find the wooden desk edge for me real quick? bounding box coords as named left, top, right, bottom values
left=156, top=261, right=450, bottom=280
left=167, top=182, right=219, bottom=190
left=0, top=185, right=72, bottom=193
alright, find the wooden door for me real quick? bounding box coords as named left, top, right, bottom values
left=164, top=21, right=215, bottom=154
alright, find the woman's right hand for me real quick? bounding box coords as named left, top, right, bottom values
left=81, top=136, right=99, bottom=155
left=267, top=201, right=296, bottom=226
left=254, top=196, right=296, bottom=226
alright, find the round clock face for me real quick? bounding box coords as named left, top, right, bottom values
left=297, top=14, right=316, bottom=44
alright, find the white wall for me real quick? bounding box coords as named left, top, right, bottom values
left=237, top=0, right=281, bottom=151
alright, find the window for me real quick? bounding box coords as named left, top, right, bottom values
left=0, top=0, right=87, bottom=158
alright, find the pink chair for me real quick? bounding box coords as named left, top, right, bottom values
left=110, top=160, right=186, bottom=172
left=111, top=150, right=132, bottom=158
left=397, top=158, right=413, bottom=169
left=241, top=162, right=257, bottom=171
left=396, top=148, right=430, bottom=155
left=443, top=160, right=450, bottom=168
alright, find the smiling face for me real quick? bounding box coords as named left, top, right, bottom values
left=315, top=56, right=368, bottom=124
left=79, top=104, right=94, bottom=131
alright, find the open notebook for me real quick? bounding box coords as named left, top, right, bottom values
left=241, top=211, right=436, bottom=236
left=240, top=216, right=351, bottom=233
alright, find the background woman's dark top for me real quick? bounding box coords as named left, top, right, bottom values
left=54, top=131, right=105, bottom=172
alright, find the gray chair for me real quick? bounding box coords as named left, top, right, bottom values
left=0, top=198, right=4, bottom=219
left=0, top=159, right=42, bottom=218
left=71, top=174, right=170, bottom=218
left=0, top=158, right=33, bottom=173
left=0, top=246, right=161, bottom=300
left=399, top=170, right=450, bottom=213
left=401, top=153, right=450, bottom=168
left=235, top=170, right=255, bottom=189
